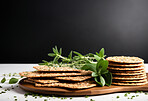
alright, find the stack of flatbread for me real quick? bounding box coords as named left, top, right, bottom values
left=19, top=66, right=97, bottom=89
left=106, top=56, right=147, bottom=86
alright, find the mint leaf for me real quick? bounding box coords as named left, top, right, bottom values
left=100, top=60, right=109, bottom=74
left=9, top=78, right=18, bottom=84
left=96, top=59, right=104, bottom=74
left=91, top=72, right=98, bottom=77
left=1, top=77, right=6, bottom=83
left=81, top=63, right=96, bottom=72
left=94, top=76, right=105, bottom=87
left=100, top=76, right=105, bottom=87
left=98, top=48, right=104, bottom=57
left=103, top=72, right=112, bottom=86
left=94, top=55, right=101, bottom=62
left=94, top=77, right=102, bottom=86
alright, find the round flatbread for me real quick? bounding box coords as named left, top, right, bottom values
left=112, top=79, right=147, bottom=83
left=112, top=71, right=145, bottom=75
left=107, top=66, right=145, bottom=71
left=109, top=69, right=145, bottom=73
left=106, top=56, right=144, bottom=63
left=109, top=62, right=143, bottom=67
left=112, top=81, right=147, bottom=86
left=112, top=74, right=147, bottom=80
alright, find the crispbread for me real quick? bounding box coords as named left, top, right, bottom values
left=24, top=79, right=35, bottom=84
left=106, top=56, right=144, bottom=63
left=54, top=76, right=92, bottom=81
left=112, top=74, right=147, bottom=80
left=19, top=71, right=92, bottom=78
left=112, top=79, right=147, bottom=83
left=33, top=66, right=86, bottom=72
left=107, top=66, right=145, bottom=70
left=109, top=69, right=145, bottom=73
left=28, top=78, right=59, bottom=83
left=35, top=80, right=97, bottom=89
left=112, top=71, right=145, bottom=75
left=108, top=62, right=143, bottom=67
left=112, top=81, right=147, bottom=86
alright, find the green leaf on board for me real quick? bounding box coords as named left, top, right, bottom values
left=1, top=77, right=6, bottom=83
left=9, top=78, right=18, bottom=84
left=103, top=72, right=112, bottom=86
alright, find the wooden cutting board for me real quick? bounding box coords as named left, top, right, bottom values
left=19, top=73, right=148, bottom=96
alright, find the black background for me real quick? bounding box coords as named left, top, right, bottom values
left=1, top=0, right=148, bottom=63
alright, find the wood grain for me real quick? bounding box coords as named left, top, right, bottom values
left=19, top=73, right=148, bottom=96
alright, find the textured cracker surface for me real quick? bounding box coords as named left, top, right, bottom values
left=112, top=81, right=147, bottom=86
left=54, top=76, right=92, bottom=81
left=112, top=79, right=147, bottom=83
left=106, top=56, right=144, bottom=63
left=19, top=71, right=91, bottom=77
left=109, top=62, right=143, bottom=67
left=109, top=69, right=145, bottom=73
left=112, top=74, right=147, bottom=80
left=28, top=78, right=59, bottom=83
left=108, top=66, right=145, bottom=70
left=35, top=80, right=97, bottom=89
left=111, top=71, right=145, bottom=75
left=33, top=66, right=87, bottom=72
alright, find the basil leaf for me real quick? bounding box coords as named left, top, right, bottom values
left=103, top=72, right=112, bottom=86
left=100, top=76, right=105, bottom=87
left=91, top=72, right=98, bottom=77
left=9, top=78, right=18, bottom=84
left=81, top=63, right=96, bottom=72
left=100, top=60, right=109, bottom=74
left=94, top=55, right=101, bottom=62
left=1, top=77, right=6, bottom=83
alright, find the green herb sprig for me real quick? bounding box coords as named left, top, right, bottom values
left=81, top=49, right=112, bottom=86
left=39, top=46, right=96, bottom=68
left=39, top=46, right=112, bottom=86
